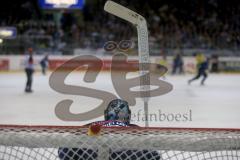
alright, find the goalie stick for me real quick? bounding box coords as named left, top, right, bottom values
left=104, top=1, right=150, bottom=127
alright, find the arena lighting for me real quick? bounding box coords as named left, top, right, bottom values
left=0, top=27, right=17, bottom=39
left=39, top=0, right=85, bottom=9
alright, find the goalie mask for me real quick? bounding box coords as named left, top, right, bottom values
left=104, top=99, right=131, bottom=124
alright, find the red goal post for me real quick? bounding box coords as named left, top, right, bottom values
left=0, top=125, right=240, bottom=160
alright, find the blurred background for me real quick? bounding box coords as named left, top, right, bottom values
left=0, top=0, right=240, bottom=72
left=0, top=0, right=239, bottom=55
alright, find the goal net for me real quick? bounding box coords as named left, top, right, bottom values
left=0, top=125, right=240, bottom=160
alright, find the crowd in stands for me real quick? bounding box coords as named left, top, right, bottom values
left=0, top=0, right=239, bottom=54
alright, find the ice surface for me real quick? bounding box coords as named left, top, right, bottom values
left=0, top=71, right=239, bottom=128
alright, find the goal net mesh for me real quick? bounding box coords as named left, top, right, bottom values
left=0, top=125, right=240, bottom=160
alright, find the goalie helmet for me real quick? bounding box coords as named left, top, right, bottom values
left=104, top=99, right=131, bottom=124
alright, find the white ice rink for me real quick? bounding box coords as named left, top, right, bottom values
left=0, top=71, right=240, bottom=129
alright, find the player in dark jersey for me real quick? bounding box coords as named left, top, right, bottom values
left=40, top=53, right=49, bottom=75
left=24, top=48, right=34, bottom=93
left=58, top=99, right=161, bottom=160
left=172, top=53, right=184, bottom=75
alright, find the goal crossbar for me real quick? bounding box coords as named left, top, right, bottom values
left=0, top=125, right=240, bottom=151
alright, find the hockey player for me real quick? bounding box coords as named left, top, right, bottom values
left=24, top=48, right=34, bottom=93
left=172, top=52, right=184, bottom=75
left=188, top=53, right=209, bottom=85
left=40, top=53, right=49, bottom=75
left=58, top=99, right=161, bottom=160
left=159, top=51, right=168, bottom=79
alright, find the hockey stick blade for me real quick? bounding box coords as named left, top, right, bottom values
left=104, top=1, right=144, bottom=25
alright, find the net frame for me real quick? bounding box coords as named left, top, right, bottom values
left=0, top=125, right=240, bottom=160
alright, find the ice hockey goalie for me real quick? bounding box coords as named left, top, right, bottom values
left=58, top=99, right=161, bottom=160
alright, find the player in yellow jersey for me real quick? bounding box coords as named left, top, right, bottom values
left=188, top=53, right=209, bottom=85
left=158, top=51, right=168, bottom=79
